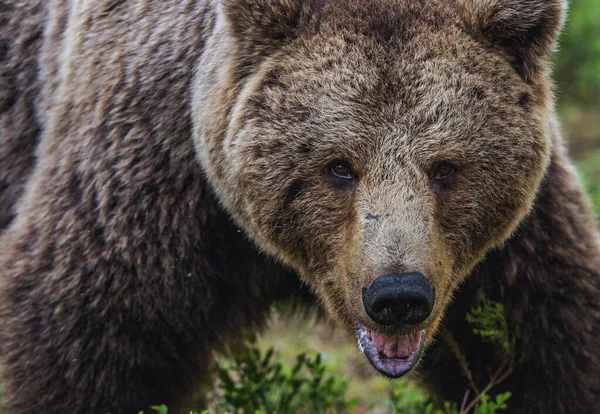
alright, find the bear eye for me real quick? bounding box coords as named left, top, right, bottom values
left=432, top=161, right=458, bottom=181
left=326, top=160, right=356, bottom=189
left=331, top=163, right=353, bottom=179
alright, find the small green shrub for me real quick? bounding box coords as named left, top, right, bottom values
left=139, top=405, right=170, bottom=414
left=387, top=386, right=511, bottom=414
left=465, top=297, right=518, bottom=360
left=208, top=347, right=357, bottom=413
left=387, top=381, right=438, bottom=413
left=414, top=296, right=517, bottom=414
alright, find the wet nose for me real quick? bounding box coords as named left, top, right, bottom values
left=362, top=272, right=435, bottom=326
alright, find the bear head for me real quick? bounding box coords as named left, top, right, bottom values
left=192, top=0, right=565, bottom=378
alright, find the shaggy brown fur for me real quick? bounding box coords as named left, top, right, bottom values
left=1, top=0, right=598, bottom=413
left=0, top=0, right=44, bottom=231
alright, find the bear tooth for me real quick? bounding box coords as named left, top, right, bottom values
left=357, top=337, right=365, bottom=353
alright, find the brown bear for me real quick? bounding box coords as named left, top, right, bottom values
left=1, top=0, right=599, bottom=413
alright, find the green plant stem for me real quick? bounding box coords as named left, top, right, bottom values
left=440, top=327, right=480, bottom=395
left=460, top=360, right=513, bottom=414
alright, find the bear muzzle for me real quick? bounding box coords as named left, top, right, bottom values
left=362, top=272, right=435, bottom=326
left=357, top=273, right=434, bottom=378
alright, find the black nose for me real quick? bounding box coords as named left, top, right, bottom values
left=362, top=273, right=435, bottom=326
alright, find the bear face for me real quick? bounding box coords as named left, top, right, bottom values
left=193, top=0, right=563, bottom=377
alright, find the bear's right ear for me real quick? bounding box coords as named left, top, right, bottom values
left=461, top=0, right=566, bottom=82
left=220, top=0, right=322, bottom=63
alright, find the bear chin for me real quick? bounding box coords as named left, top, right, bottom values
left=356, top=325, right=426, bottom=378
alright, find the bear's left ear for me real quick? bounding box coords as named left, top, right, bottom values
left=461, top=0, right=566, bottom=81
left=220, top=0, right=322, bottom=63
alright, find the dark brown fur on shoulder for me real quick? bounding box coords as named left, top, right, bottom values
left=1, top=0, right=598, bottom=412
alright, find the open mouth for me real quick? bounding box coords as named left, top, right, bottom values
left=356, top=324, right=425, bottom=378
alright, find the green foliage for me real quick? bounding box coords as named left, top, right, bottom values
left=387, top=383, right=460, bottom=414
left=475, top=393, right=511, bottom=414
left=138, top=404, right=204, bottom=414
left=139, top=405, right=169, bottom=414
left=387, top=381, right=438, bottom=413
left=577, top=152, right=600, bottom=213
left=554, top=0, right=600, bottom=108
left=465, top=296, right=517, bottom=359
left=209, top=347, right=356, bottom=413
left=387, top=384, right=511, bottom=414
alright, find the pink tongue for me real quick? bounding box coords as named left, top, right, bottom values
left=371, top=331, right=420, bottom=358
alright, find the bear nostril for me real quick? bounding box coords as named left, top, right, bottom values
left=362, top=272, right=435, bottom=326
left=371, top=298, right=395, bottom=314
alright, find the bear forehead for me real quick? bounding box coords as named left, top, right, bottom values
left=235, top=0, right=539, bottom=163
left=321, top=0, right=462, bottom=42
left=254, top=41, right=528, bottom=147
left=258, top=0, right=527, bottom=115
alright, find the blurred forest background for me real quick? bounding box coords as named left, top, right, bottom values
left=554, top=0, right=600, bottom=211
left=248, top=0, right=600, bottom=411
